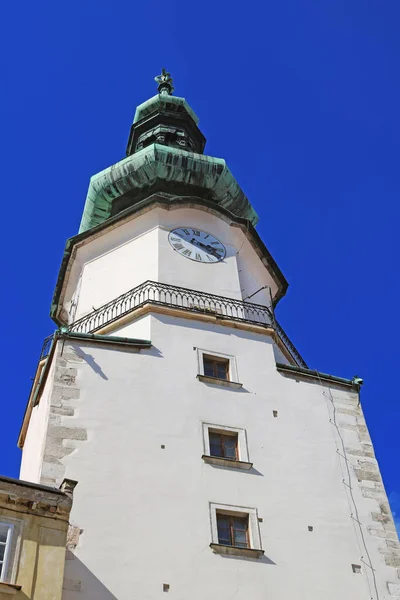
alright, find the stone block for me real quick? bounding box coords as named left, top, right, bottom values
left=61, top=345, right=84, bottom=362
left=372, top=512, right=392, bottom=523
left=67, top=525, right=81, bottom=550
left=380, top=501, right=391, bottom=515
left=339, top=422, right=358, bottom=432
left=44, top=441, right=74, bottom=461
left=362, top=445, right=375, bottom=458
left=384, top=522, right=398, bottom=533
left=41, top=461, right=65, bottom=482
left=346, top=448, right=366, bottom=457
left=55, top=367, right=78, bottom=387
left=361, top=487, right=384, bottom=500
left=48, top=426, right=87, bottom=441
left=51, top=406, right=75, bottom=417
left=357, top=459, right=379, bottom=471
left=333, top=395, right=358, bottom=407
left=389, top=582, right=400, bottom=595
left=336, top=407, right=359, bottom=417
left=49, top=413, right=62, bottom=426
left=51, top=385, right=80, bottom=400
left=354, top=469, right=381, bottom=483
left=368, top=527, right=388, bottom=538
left=356, top=424, right=368, bottom=434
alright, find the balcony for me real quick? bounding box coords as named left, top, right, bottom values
left=40, top=280, right=307, bottom=368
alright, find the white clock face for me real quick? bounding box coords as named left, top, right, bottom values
left=168, top=227, right=226, bottom=263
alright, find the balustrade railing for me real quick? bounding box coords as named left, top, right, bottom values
left=40, top=280, right=307, bottom=368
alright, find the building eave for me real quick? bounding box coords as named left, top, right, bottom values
left=78, top=144, right=259, bottom=233
left=0, top=475, right=76, bottom=520
left=276, top=362, right=361, bottom=391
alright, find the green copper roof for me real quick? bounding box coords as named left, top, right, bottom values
left=79, top=144, right=259, bottom=233
left=133, top=94, right=199, bottom=125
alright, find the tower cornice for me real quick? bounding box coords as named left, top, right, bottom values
left=51, top=194, right=288, bottom=325
left=79, top=144, right=258, bottom=233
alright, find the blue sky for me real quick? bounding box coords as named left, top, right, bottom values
left=1, top=1, right=399, bottom=526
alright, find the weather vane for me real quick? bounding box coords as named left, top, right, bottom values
left=155, top=68, right=174, bottom=96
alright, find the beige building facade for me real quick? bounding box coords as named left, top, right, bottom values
left=0, top=476, right=75, bottom=599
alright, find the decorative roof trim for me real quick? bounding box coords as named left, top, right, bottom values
left=79, top=144, right=258, bottom=233
left=133, top=94, right=199, bottom=125
left=0, top=475, right=75, bottom=520
left=276, top=362, right=361, bottom=391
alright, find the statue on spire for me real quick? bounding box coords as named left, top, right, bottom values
left=155, top=68, right=174, bottom=96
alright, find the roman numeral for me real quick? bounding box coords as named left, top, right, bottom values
left=183, top=249, right=192, bottom=256
left=171, top=236, right=181, bottom=242
left=195, top=253, right=202, bottom=261
left=211, top=241, right=220, bottom=245
left=192, top=230, right=200, bottom=236
left=182, top=229, right=190, bottom=235
left=204, top=234, right=209, bottom=239
left=173, top=243, right=184, bottom=250
left=206, top=254, right=214, bottom=261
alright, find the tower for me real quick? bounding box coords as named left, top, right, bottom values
left=18, top=71, right=399, bottom=600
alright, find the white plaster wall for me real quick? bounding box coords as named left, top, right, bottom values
left=62, top=207, right=277, bottom=324
left=19, top=360, right=55, bottom=483
left=75, top=227, right=159, bottom=320
left=48, top=316, right=393, bottom=600
left=112, top=314, right=151, bottom=341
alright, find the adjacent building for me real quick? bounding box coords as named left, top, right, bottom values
left=0, top=476, right=75, bottom=599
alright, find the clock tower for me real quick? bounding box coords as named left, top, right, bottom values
left=18, top=71, right=399, bottom=600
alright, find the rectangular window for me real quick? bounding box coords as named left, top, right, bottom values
left=217, top=513, right=249, bottom=548
left=0, top=523, right=13, bottom=582
left=203, top=355, right=230, bottom=380
left=209, top=503, right=263, bottom=558
left=209, top=431, right=238, bottom=459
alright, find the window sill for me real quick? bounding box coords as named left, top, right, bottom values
left=0, top=582, right=22, bottom=595
left=210, top=543, right=264, bottom=559
left=202, top=455, right=253, bottom=470
left=197, top=374, right=242, bottom=389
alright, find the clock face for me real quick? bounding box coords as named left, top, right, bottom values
left=168, top=227, right=226, bottom=263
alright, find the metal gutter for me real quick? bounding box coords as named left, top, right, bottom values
left=59, top=331, right=152, bottom=348
left=0, top=474, right=68, bottom=496
left=276, top=362, right=360, bottom=390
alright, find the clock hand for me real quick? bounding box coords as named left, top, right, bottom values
left=190, top=238, right=221, bottom=257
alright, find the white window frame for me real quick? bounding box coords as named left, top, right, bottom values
left=0, top=523, right=14, bottom=583
left=202, top=423, right=250, bottom=463
left=209, top=502, right=263, bottom=557
left=196, top=348, right=240, bottom=384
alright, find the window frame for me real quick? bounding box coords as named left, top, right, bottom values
left=203, top=355, right=230, bottom=381
left=196, top=348, right=241, bottom=388
left=209, top=503, right=264, bottom=559
left=209, top=430, right=239, bottom=460
left=0, top=523, right=14, bottom=583
left=216, top=513, right=249, bottom=548
left=202, top=423, right=252, bottom=469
